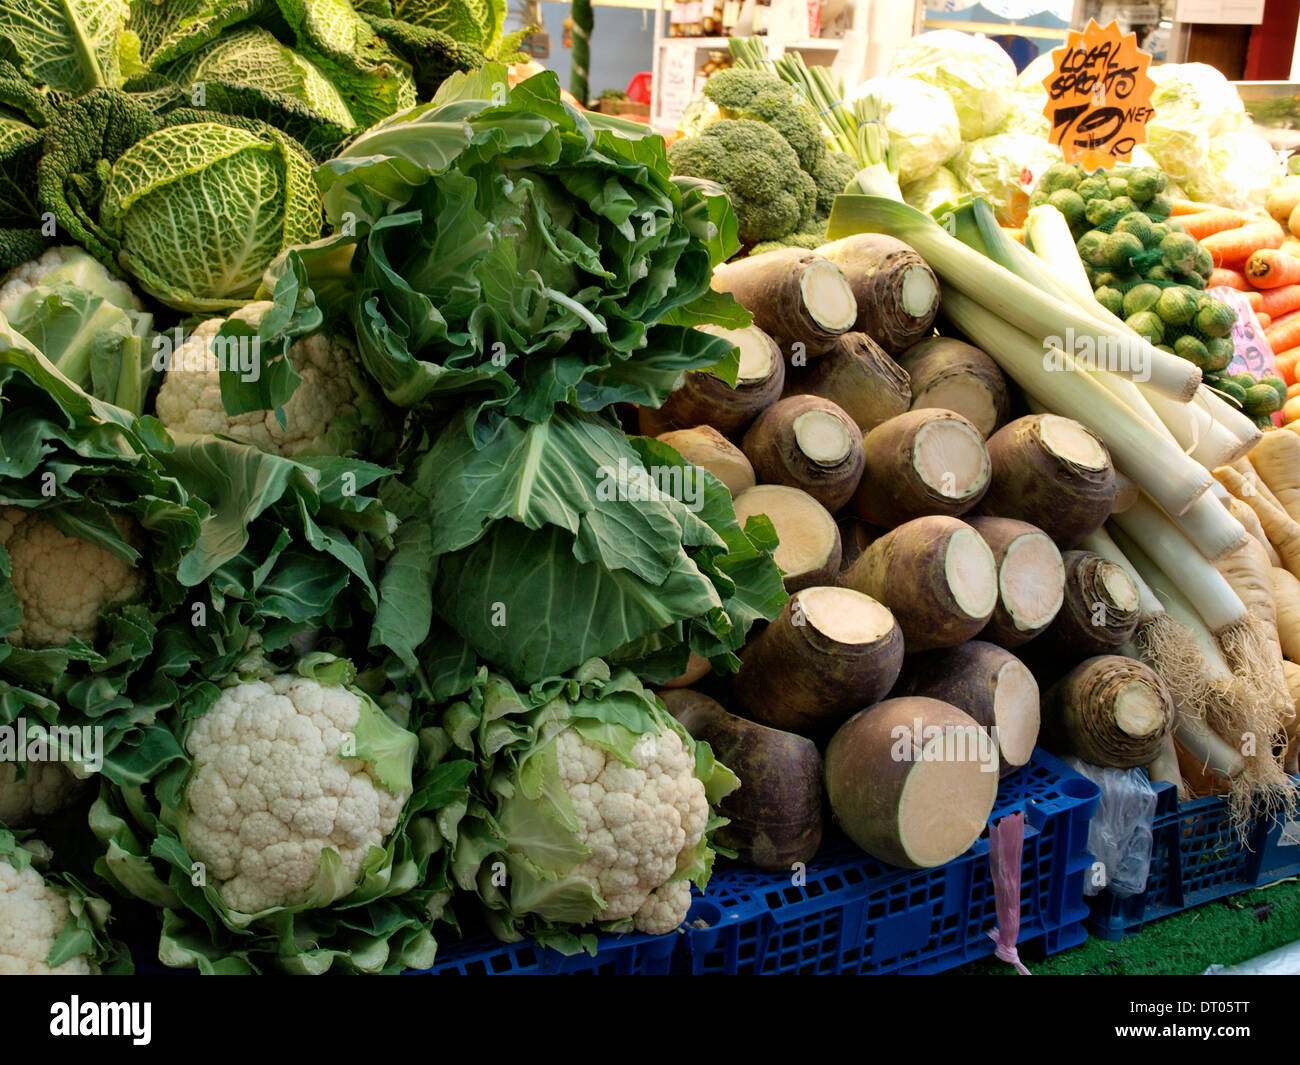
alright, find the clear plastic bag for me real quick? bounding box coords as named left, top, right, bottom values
left=1064, top=758, right=1159, bottom=898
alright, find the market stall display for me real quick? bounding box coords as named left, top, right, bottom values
left=3, top=5, right=1300, bottom=981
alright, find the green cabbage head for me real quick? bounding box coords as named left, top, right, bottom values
left=100, top=123, right=322, bottom=313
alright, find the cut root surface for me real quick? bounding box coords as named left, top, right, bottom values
left=944, top=527, right=999, bottom=621
left=999, top=533, right=1066, bottom=632
left=801, top=260, right=858, bottom=332
left=733, top=484, right=837, bottom=581
left=1040, top=413, right=1110, bottom=470
left=797, top=586, right=896, bottom=645
left=1113, top=680, right=1171, bottom=738
left=898, top=732, right=999, bottom=867
left=913, top=418, right=990, bottom=500
left=794, top=410, right=854, bottom=466
left=992, top=661, right=1040, bottom=766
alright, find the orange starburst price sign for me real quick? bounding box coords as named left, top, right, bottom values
left=1041, top=19, right=1156, bottom=171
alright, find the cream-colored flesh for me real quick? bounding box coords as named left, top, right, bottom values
left=797, top=586, right=897, bottom=645
left=943, top=528, right=999, bottom=620
left=913, top=419, right=990, bottom=500
left=1039, top=414, right=1109, bottom=470
left=897, top=729, right=999, bottom=867
left=733, top=485, right=836, bottom=577
left=992, top=661, right=1040, bottom=766
left=999, top=533, right=1065, bottom=631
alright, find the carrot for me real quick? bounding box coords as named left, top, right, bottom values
left=1277, top=352, right=1300, bottom=386
left=1267, top=310, right=1300, bottom=353
left=1202, top=220, right=1286, bottom=267
left=1246, top=248, right=1300, bottom=289
left=1244, top=290, right=1265, bottom=312
left=1258, top=312, right=1273, bottom=330
left=1286, top=380, right=1300, bottom=398
left=1209, top=267, right=1250, bottom=290
left=1170, top=198, right=1228, bottom=217
left=1257, top=285, right=1300, bottom=318
left=1284, top=395, right=1300, bottom=424
left=1179, top=209, right=1248, bottom=241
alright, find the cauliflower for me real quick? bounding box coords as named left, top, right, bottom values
left=555, top=727, right=708, bottom=934
left=0, top=847, right=91, bottom=974
left=154, top=302, right=379, bottom=457
left=0, top=508, right=145, bottom=649
left=182, top=673, right=414, bottom=914
left=0, top=762, right=88, bottom=827
left=0, top=245, right=141, bottom=318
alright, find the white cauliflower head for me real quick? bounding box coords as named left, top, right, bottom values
left=154, top=302, right=379, bottom=457
left=0, top=855, right=91, bottom=975
left=0, top=508, right=145, bottom=649
left=0, top=762, right=89, bottom=827
left=554, top=726, right=708, bottom=935
left=0, top=246, right=142, bottom=319
left=182, top=674, right=415, bottom=915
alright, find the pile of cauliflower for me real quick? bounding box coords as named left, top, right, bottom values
left=0, top=841, right=92, bottom=975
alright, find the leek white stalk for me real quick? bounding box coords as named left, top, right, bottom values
left=1024, top=205, right=1094, bottom=305
left=827, top=195, right=1202, bottom=400
left=1197, top=387, right=1264, bottom=451
left=1168, top=491, right=1249, bottom=562
left=1139, top=384, right=1255, bottom=468
left=941, top=286, right=1212, bottom=517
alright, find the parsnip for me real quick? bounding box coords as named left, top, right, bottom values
left=1250, top=430, right=1300, bottom=524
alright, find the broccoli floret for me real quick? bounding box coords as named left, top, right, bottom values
left=703, top=68, right=825, bottom=173
left=749, top=229, right=827, bottom=256
left=812, top=149, right=858, bottom=223
left=668, top=119, right=817, bottom=245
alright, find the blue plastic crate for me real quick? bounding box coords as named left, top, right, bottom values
left=674, top=746, right=1099, bottom=975
left=409, top=927, right=679, bottom=975
left=1088, top=775, right=1300, bottom=941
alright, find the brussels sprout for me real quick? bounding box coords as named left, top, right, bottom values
left=1085, top=197, right=1118, bottom=228
left=1076, top=176, right=1110, bottom=201
left=1174, top=335, right=1212, bottom=370
left=1103, top=231, right=1144, bottom=272
left=1114, top=211, right=1156, bottom=248
left=1195, top=299, right=1238, bottom=339
left=1160, top=231, right=1200, bottom=274
left=1205, top=337, right=1235, bottom=371
left=1109, top=195, right=1136, bottom=217
left=101, top=122, right=322, bottom=313
left=1047, top=188, right=1086, bottom=230
left=1126, top=168, right=1161, bottom=203
left=1122, top=282, right=1162, bottom=317
left=1156, top=286, right=1199, bottom=326
left=1077, top=229, right=1109, bottom=267
left=1040, top=162, right=1081, bottom=193
left=1127, top=310, right=1164, bottom=343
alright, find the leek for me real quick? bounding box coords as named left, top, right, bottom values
left=1024, top=205, right=1094, bottom=305
left=826, top=194, right=1202, bottom=400
left=941, top=286, right=1212, bottom=518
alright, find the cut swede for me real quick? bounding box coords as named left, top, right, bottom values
left=852, top=408, right=991, bottom=528
left=896, top=338, right=1010, bottom=439
left=1034, top=550, right=1141, bottom=661
left=658, top=426, right=756, bottom=498
left=817, top=234, right=941, bottom=354
left=792, top=332, right=912, bottom=433
left=976, top=414, right=1116, bottom=548
left=895, top=641, right=1040, bottom=775
left=661, top=688, right=823, bottom=870
left=656, top=325, right=785, bottom=435
left=966, top=516, right=1065, bottom=649
left=712, top=249, right=857, bottom=359
left=839, top=516, right=999, bottom=651
left=732, top=586, right=904, bottom=737
left=732, top=484, right=841, bottom=592
left=742, top=395, right=866, bottom=513
left=825, top=696, right=999, bottom=868
left=1042, top=655, right=1175, bottom=768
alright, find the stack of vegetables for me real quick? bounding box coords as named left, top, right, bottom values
left=1025, top=161, right=1287, bottom=427
left=0, top=1, right=790, bottom=975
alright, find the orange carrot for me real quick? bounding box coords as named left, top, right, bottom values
left=1244, top=290, right=1265, bottom=312
left=1258, top=285, right=1300, bottom=318
left=1202, top=220, right=1286, bottom=268
left=1286, top=377, right=1300, bottom=397
left=1170, top=198, right=1224, bottom=216
left=1179, top=209, right=1248, bottom=241
left=1209, top=267, right=1251, bottom=290
left=1258, top=312, right=1273, bottom=329
left=1265, top=309, right=1300, bottom=352
left=1245, top=248, right=1300, bottom=288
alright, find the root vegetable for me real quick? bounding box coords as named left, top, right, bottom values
left=817, top=234, right=941, bottom=354
left=712, top=250, right=857, bottom=359
left=732, top=484, right=841, bottom=592
left=840, top=516, right=998, bottom=651
left=966, top=516, right=1065, bottom=648
left=655, top=325, right=785, bottom=435
left=742, top=395, right=866, bottom=513
left=1041, top=655, right=1175, bottom=768
left=657, top=426, right=756, bottom=497
left=896, top=338, right=1010, bottom=438
left=662, top=689, right=824, bottom=870
left=1271, top=567, right=1300, bottom=663
left=1034, top=550, right=1141, bottom=661
left=1214, top=464, right=1300, bottom=580
left=976, top=414, right=1116, bottom=548
left=1111, top=471, right=1139, bottom=515
left=895, top=641, right=1040, bottom=774
left=657, top=652, right=712, bottom=689
left=837, top=517, right=879, bottom=573
left=1176, top=738, right=1233, bottom=797
left=1229, top=497, right=1282, bottom=567
left=1146, top=734, right=1188, bottom=800
left=732, top=586, right=904, bottom=737
left=1249, top=430, right=1300, bottom=524
left=824, top=697, right=999, bottom=868
left=790, top=332, right=911, bottom=432
left=851, top=409, right=991, bottom=527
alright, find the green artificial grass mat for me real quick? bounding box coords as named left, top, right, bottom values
left=958, top=878, right=1300, bottom=975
